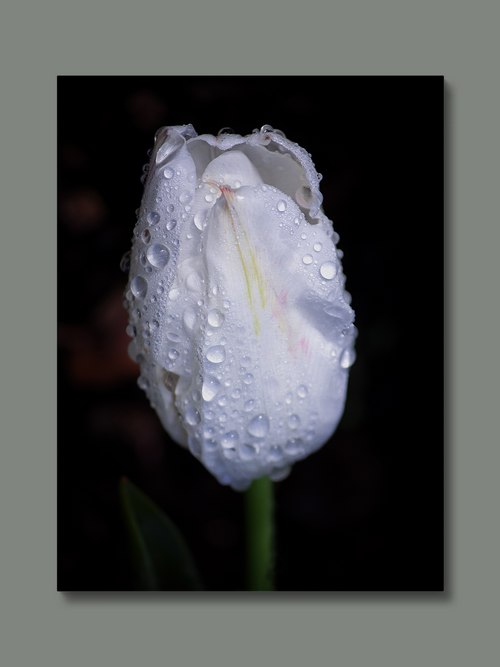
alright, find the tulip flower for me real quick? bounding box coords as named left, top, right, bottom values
left=124, top=124, right=356, bottom=492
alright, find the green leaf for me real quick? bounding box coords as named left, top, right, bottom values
left=119, top=477, right=205, bottom=591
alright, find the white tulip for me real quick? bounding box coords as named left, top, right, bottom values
left=124, top=124, right=356, bottom=491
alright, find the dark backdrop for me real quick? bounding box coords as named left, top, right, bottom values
left=58, top=76, right=444, bottom=591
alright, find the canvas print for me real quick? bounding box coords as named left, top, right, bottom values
left=58, top=76, right=444, bottom=591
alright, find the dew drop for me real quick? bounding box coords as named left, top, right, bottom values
left=268, top=446, right=283, bottom=462
left=296, top=186, right=312, bottom=209
left=313, top=242, right=322, bottom=252
left=120, top=251, right=131, bottom=272
left=287, top=414, right=301, bottom=429
left=244, top=399, right=255, bottom=412
left=231, top=388, right=241, bottom=399
left=137, top=376, right=149, bottom=390
left=285, top=392, right=293, bottom=405
left=126, top=324, right=136, bottom=337
left=168, top=349, right=179, bottom=360
left=320, top=261, right=337, bottom=280
left=130, top=276, right=148, bottom=300
left=141, top=229, right=151, bottom=244
left=205, top=193, right=214, bottom=203
left=302, top=254, right=313, bottom=265
left=146, top=243, right=170, bottom=269
left=194, top=211, right=207, bottom=230
left=179, top=190, right=192, bottom=205
left=185, top=407, right=201, bottom=426
left=166, top=332, right=181, bottom=342
left=202, top=376, right=221, bottom=402
left=186, top=271, right=204, bottom=293
left=169, top=288, right=180, bottom=301
left=166, top=218, right=177, bottom=231
left=297, top=385, right=308, bottom=398
left=221, top=431, right=239, bottom=449
left=164, top=167, right=174, bottom=179
left=285, top=438, right=304, bottom=455
left=207, top=309, right=225, bottom=328
left=340, top=347, right=356, bottom=369
left=147, top=211, right=160, bottom=225
left=217, top=395, right=228, bottom=407
left=247, top=414, right=270, bottom=438
left=183, top=306, right=197, bottom=333
left=243, top=373, right=254, bottom=385
left=324, top=304, right=344, bottom=317
left=269, top=465, right=291, bottom=482
left=277, top=199, right=287, bottom=212
left=206, top=345, right=226, bottom=363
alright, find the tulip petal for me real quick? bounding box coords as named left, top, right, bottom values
left=124, top=125, right=356, bottom=490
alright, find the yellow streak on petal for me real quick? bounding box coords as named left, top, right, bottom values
left=219, top=187, right=266, bottom=337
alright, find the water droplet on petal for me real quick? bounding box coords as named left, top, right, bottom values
left=186, top=408, right=201, bottom=426
left=296, top=186, right=312, bottom=209
left=186, top=271, right=204, bottom=292
left=169, top=288, right=180, bottom=301
left=166, top=219, right=177, bottom=231
left=221, top=430, right=239, bottom=449
left=206, top=345, right=226, bottom=363
left=268, top=446, right=283, bottom=462
left=277, top=199, right=287, bottom=212
left=183, top=306, right=197, bottom=333
left=147, top=211, right=160, bottom=225
left=207, top=309, right=225, bottom=328
left=244, top=399, right=255, bottom=412
left=313, top=242, right=322, bottom=252
left=141, top=229, right=151, bottom=244
left=247, top=414, right=270, bottom=437
left=168, top=349, right=179, bottom=360
left=269, top=465, right=291, bottom=482
left=302, top=254, right=313, bottom=265
left=340, top=347, right=356, bottom=369
left=120, top=251, right=131, bottom=272
left=146, top=243, right=170, bottom=268
left=194, top=210, right=207, bottom=230
left=287, top=414, right=301, bottom=429
left=297, top=385, right=308, bottom=398
left=179, top=190, right=192, bottom=205
left=130, top=276, right=148, bottom=300
left=202, top=376, right=222, bottom=402
left=164, top=167, right=174, bottom=179
left=320, top=261, right=337, bottom=280
left=285, top=438, right=304, bottom=455
left=137, top=376, right=149, bottom=390
left=166, top=332, right=181, bottom=342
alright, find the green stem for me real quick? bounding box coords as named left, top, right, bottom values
left=244, top=476, right=275, bottom=591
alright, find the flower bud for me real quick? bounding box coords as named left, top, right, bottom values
left=124, top=124, right=356, bottom=491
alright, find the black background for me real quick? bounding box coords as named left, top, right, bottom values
left=58, top=76, right=444, bottom=591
